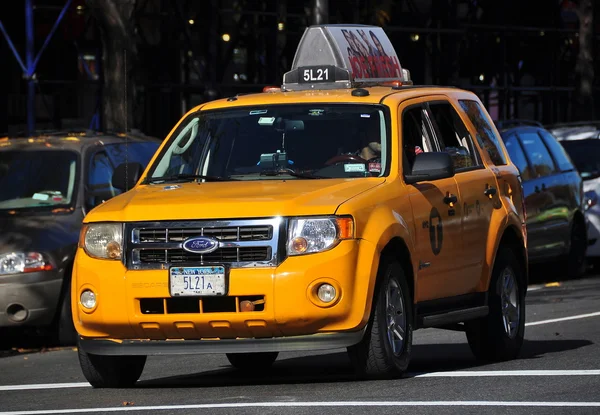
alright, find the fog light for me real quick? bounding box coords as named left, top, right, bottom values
left=80, top=290, right=96, bottom=309
left=317, top=283, right=336, bottom=303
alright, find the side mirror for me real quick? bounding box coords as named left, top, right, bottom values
left=404, top=152, right=455, bottom=184
left=112, top=162, right=143, bottom=192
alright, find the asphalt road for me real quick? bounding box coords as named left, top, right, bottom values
left=1, top=272, right=599, bottom=415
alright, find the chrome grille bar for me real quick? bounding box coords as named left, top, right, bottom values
left=125, top=218, right=282, bottom=270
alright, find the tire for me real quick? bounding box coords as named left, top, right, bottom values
left=53, top=283, right=77, bottom=346
left=466, top=247, right=525, bottom=362
left=347, top=260, right=413, bottom=379
left=566, top=219, right=587, bottom=278
left=226, top=352, right=278, bottom=371
left=78, top=344, right=146, bottom=388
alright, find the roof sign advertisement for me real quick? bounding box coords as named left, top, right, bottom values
left=282, top=25, right=410, bottom=91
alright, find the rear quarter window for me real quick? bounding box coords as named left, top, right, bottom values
left=538, top=130, right=575, bottom=172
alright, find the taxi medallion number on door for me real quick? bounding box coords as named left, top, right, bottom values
left=169, top=266, right=226, bottom=296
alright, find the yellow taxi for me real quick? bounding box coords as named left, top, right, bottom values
left=72, top=25, right=528, bottom=388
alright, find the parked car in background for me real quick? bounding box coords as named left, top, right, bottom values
left=548, top=121, right=600, bottom=142
left=496, top=121, right=587, bottom=277
left=0, top=131, right=160, bottom=345
left=554, top=133, right=600, bottom=269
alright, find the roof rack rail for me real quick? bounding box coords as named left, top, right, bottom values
left=495, top=119, right=543, bottom=129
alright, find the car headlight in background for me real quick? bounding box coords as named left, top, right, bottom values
left=80, top=223, right=123, bottom=260
left=584, top=190, right=598, bottom=211
left=287, top=216, right=354, bottom=256
left=0, top=252, right=54, bottom=275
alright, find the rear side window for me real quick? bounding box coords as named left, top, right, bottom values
left=458, top=100, right=507, bottom=166
left=518, top=131, right=557, bottom=178
left=503, top=134, right=531, bottom=181
left=538, top=130, right=574, bottom=172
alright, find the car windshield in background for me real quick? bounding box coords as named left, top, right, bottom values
left=146, top=104, right=389, bottom=182
left=0, top=150, right=79, bottom=212
left=560, top=139, right=600, bottom=180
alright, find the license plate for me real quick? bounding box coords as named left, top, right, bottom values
left=169, top=266, right=226, bottom=296
left=298, top=65, right=335, bottom=83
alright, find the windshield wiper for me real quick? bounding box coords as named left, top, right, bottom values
left=259, top=168, right=323, bottom=179
left=144, top=174, right=236, bottom=184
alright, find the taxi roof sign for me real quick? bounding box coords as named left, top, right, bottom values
left=282, top=24, right=411, bottom=91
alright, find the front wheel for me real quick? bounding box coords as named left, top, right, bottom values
left=347, top=260, right=413, bottom=379
left=78, top=344, right=146, bottom=388
left=226, top=352, right=278, bottom=371
left=466, top=247, right=525, bottom=362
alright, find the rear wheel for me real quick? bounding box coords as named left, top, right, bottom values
left=78, top=344, right=146, bottom=388
left=347, top=260, right=413, bottom=379
left=466, top=247, right=525, bottom=362
left=226, top=352, right=278, bottom=371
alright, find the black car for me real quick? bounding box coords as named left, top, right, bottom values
left=497, top=121, right=587, bottom=277
left=0, top=131, right=160, bottom=344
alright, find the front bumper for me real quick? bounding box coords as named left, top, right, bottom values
left=73, top=238, right=379, bottom=346
left=78, top=329, right=366, bottom=356
left=0, top=270, right=63, bottom=328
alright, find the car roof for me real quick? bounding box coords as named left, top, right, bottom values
left=0, top=131, right=162, bottom=152
left=198, top=85, right=467, bottom=111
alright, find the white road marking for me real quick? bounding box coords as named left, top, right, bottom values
left=0, top=382, right=90, bottom=391
left=525, top=311, right=600, bottom=326
left=1, top=401, right=600, bottom=414
left=413, top=370, right=600, bottom=377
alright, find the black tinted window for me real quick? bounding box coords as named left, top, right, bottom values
left=561, top=139, right=600, bottom=180
left=518, top=131, right=557, bottom=178
left=503, top=134, right=531, bottom=181
left=458, top=100, right=507, bottom=165
left=538, top=130, right=574, bottom=172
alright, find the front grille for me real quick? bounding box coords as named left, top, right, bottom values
left=137, top=226, right=272, bottom=243
left=126, top=218, right=281, bottom=270
left=138, top=247, right=271, bottom=263
left=139, top=296, right=265, bottom=314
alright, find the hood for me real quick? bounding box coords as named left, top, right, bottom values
left=0, top=211, right=83, bottom=259
left=85, top=178, right=386, bottom=222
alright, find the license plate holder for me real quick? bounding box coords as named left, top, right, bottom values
left=169, top=265, right=227, bottom=297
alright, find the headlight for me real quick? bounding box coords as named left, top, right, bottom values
left=0, top=252, right=54, bottom=275
left=80, top=223, right=123, bottom=260
left=287, top=216, right=354, bottom=256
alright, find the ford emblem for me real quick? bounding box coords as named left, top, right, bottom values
left=182, top=236, right=219, bottom=254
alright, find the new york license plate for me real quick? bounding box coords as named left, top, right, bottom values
left=169, top=266, right=226, bottom=296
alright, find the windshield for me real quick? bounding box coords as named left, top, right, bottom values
left=560, top=139, right=600, bottom=180
left=146, top=104, right=389, bottom=182
left=0, top=150, right=79, bottom=212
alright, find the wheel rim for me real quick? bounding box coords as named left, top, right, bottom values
left=385, top=278, right=406, bottom=356
left=500, top=267, right=520, bottom=339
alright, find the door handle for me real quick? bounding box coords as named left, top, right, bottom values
left=444, top=194, right=458, bottom=205
left=484, top=185, right=497, bottom=198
